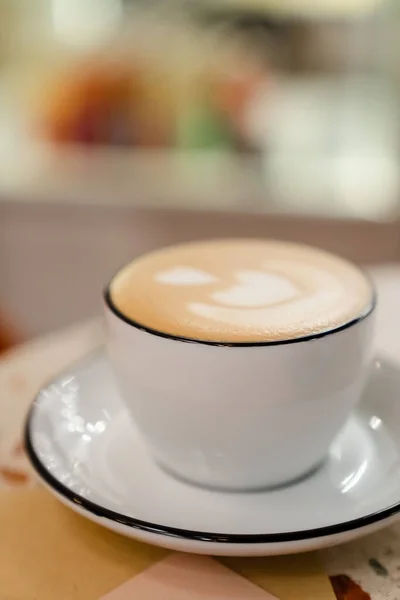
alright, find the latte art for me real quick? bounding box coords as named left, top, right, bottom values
left=109, top=240, right=373, bottom=342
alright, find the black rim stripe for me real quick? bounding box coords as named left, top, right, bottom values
left=24, top=356, right=400, bottom=545
left=104, top=287, right=377, bottom=347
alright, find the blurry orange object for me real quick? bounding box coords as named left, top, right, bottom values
left=0, top=314, right=20, bottom=354
left=38, top=63, right=162, bottom=147
left=212, top=68, right=267, bottom=136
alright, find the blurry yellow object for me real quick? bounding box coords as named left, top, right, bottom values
left=52, top=0, right=122, bottom=50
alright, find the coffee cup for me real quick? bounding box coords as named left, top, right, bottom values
left=104, top=239, right=375, bottom=490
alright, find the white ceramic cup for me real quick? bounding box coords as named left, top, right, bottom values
left=104, top=272, right=375, bottom=491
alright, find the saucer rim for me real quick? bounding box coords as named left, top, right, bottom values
left=24, top=351, right=400, bottom=545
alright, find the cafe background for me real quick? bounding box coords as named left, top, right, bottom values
left=1, top=0, right=400, bottom=347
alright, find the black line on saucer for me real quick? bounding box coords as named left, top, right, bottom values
left=24, top=354, right=400, bottom=545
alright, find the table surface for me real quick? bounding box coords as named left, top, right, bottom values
left=2, top=265, right=400, bottom=599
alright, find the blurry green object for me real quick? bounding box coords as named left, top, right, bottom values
left=176, top=101, right=236, bottom=150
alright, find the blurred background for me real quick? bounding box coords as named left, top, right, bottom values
left=1, top=0, right=400, bottom=347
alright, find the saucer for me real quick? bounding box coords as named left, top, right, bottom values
left=25, top=352, right=400, bottom=556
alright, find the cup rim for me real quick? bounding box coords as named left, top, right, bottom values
left=104, top=275, right=377, bottom=347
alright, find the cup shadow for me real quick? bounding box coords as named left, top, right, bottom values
left=156, top=458, right=326, bottom=495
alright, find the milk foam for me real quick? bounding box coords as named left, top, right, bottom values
left=109, top=240, right=373, bottom=342
left=209, top=270, right=299, bottom=308
left=155, top=267, right=217, bottom=286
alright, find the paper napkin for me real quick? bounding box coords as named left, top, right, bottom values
left=101, top=553, right=278, bottom=599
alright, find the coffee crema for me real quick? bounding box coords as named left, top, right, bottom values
left=108, top=239, right=374, bottom=343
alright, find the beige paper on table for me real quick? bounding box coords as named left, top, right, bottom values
left=101, top=554, right=278, bottom=599
left=0, top=488, right=336, bottom=600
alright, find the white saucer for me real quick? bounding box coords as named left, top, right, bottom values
left=25, top=352, right=400, bottom=556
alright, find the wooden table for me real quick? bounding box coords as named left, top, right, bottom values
left=1, top=266, right=400, bottom=599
